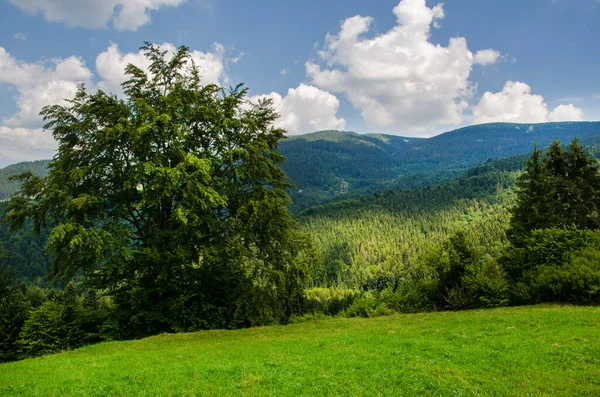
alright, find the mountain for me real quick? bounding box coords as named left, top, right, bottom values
left=0, top=159, right=50, bottom=201
left=2, top=122, right=599, bottom=208
left=280, top=121, right=600, bottom=209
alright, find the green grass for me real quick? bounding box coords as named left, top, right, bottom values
left=1, top=305, right=599, bottom=396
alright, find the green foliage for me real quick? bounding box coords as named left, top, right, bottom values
left=426, top=231, right=509, bottom=310
left=502, top=138, right=600, bottom=304
left=300, top=160, right=517, bottom=292
left=378, top=280, right=438, bottom=313
left=502, top=228, right=600, bottom=283
left=0, top=270, right=30, bottom=362
left=341, top=293, right=392, bottom=318
left=303, top=287, right=361, bottom=316
left=509, top=139, right=600, bottom=244
left=18, top=283, right=100, bottom=357
left=543, top=248, right=600, bottom=303
left=4, top=43, right=310, bottom=335
left=0, top=202, right=51, bottom=283
left=461, top=256, right=509, bottom=308
left=508, top=244, right=600, bottom=305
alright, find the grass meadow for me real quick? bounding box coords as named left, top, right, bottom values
left=1, top=305, right=599, bottom=396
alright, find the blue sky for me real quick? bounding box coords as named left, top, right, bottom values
left=0, top=0, right=599, bottom=166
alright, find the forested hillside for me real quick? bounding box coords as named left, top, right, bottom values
left=280, top=122, right=600, bottom=209
left=300, top=153, right=526, bottom=290
left=0, top=160, right=50, bottom=201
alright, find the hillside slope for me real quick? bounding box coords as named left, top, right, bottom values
left=0, top=305, right=598, bottom=396
left=298, top=153, right=525, bottom=288
left=0, top=160, right=50, bottom=201
left=280, top=122, right=600, bottom=209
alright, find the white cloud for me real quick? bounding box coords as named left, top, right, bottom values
left=250, top=84, right=346, bottom=135
left=472, top=81, right=584, bottom=124
left=306, top=0, right=500, bottom=135
left=280, top=68, right=291, bottom=76
left=474, top=49, right=501, bottom=66
left=0, top=126, right=57, bottom=167
left=0, top=42, right=227, bottom=164
left=14, top=32, right=27, bottom=41
left=0, top=47, right=93, bottom=128
left=9, top=0, right=187, bottom=31
left=96, top=42, right=225, bottom=96
left=0, top=126, right=56, bottom=150
left=549, top=104, right=584, bottom=121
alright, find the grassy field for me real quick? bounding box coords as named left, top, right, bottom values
left=1, top=305, right=599, bottom=396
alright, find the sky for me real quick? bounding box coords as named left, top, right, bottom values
left=0, top=0, right=599, bottom=166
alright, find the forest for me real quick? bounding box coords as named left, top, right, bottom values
left=2, top=44, right=600, bottom=364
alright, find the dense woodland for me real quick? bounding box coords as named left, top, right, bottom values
left=2, top=44, right=600, bottom=364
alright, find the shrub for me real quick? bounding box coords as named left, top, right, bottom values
left=19, top=283, right=99, bottom=357
left=443, top=286, right=474, bottom=310
left=501, top=228, right=600, bottom=282
left=526, top=248, right=600, bottom=304
left=379, top=279, right=438, bottom=313
left=0, top=285, right=30, bottom=362
left=303, top=287, right=361, bottom=316
left=288, top=312, right=330, bottom=324
left=462, top=256, right=509, bottom=308
left=342, top=293, right=392, bottom=318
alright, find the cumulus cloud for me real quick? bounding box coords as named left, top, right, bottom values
left=0, top=126, right=57, bottom=167
left=9, top=0, right=187, bottom=31
left=549, top=104, right=584, bottom=122
left=0, top=42, right=227, bottom=164
left=474, top=49, right=501, bottom=66
left=0, top=47, right=93, bottom=128
left=306, top=0, right=503, bottom=135
left=250, top=84, right=346, bottom=134
left=96, top=42, right=225, bottom=95
left=472, top=81, right=584, bottom=124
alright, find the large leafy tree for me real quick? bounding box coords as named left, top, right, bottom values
left=4, top=43, right=310, bottom=336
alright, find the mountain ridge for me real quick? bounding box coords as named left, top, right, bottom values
left=2, top=121, right=600, bottom=207
left=280, top=121, right=600, bottom=208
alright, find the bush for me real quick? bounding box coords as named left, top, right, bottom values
left=288, top=312, right=330, bottom=324
left=501, top=228, right=600, bottom=281
left=0, top=285, right=30, bottom=362
left=502, top=229, right=600, bottom=304
left=303, top=287, right=361, bottom=316
left=379, top=279, right=438, bottom=313
left=526, top=248, right=600, bottom=304
left=341, top=293, right=392, bottom=318
left=462, top=255, right=509, bottom=308
left=19, top=283, right=99, bottom=357
left=443, top=286, right=474, bottom=310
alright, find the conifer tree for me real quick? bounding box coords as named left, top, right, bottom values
left=509, top=138, right=600, bottom=245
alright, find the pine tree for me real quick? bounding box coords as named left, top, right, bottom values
left=509, top=138, right=600, bottom=246
left=508, top=144, right=550, bottom=245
